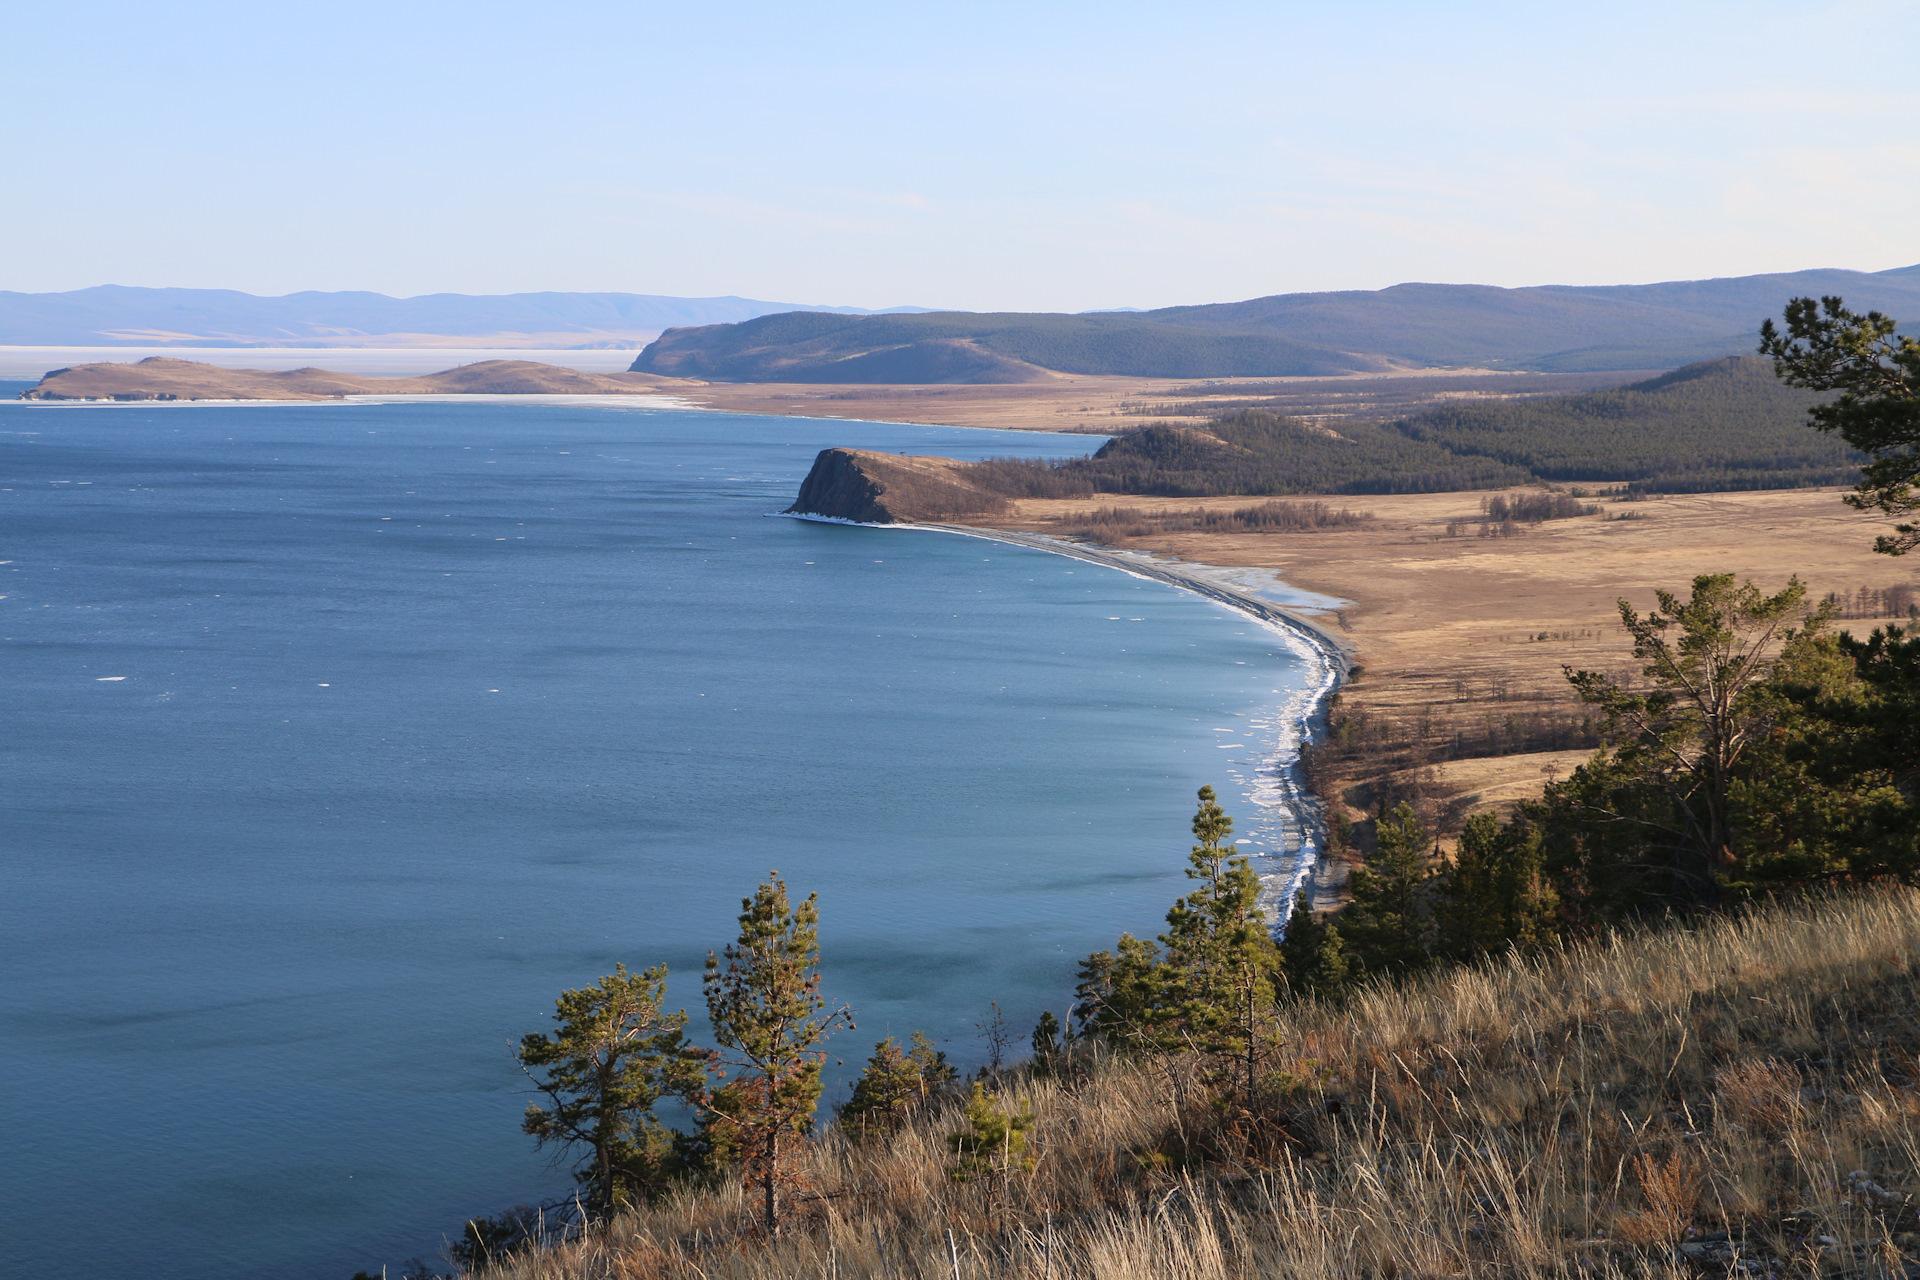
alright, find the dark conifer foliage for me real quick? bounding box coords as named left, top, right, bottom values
left=1761, top=296, right=1920, bottom=554
left=699, top=874, right=855, bottom=1236
left=516, top=964, right=711, bottom=1214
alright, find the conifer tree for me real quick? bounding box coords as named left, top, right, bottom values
left=517, top=963, right=710, bottom=1215
left=1341, top=802, right=1437, bottom=975
left=1276, top=888, right=1351, bottom=1002
left=1439, top=812, right=1558, bottom=960
left=1072, top=932, right=1168, bottom=1045
left=1564, top=574, right=1827, bottom=905
left=1030, top=1010, right=1063, bottom=1076
left=947, top=1081, right=1036, bottom=1184
left=1159, top=785, right=1280, bottom=1086
left=699, top=873, right=853, bottom=1236
left=1761, top=296, right=1920, bottom=555
left=838, top=1031, right=957, bottom=1141
left=906, top=1028, right=959, bottom=1094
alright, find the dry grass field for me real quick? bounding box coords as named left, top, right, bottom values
left=673, top=368, right=1634, bottom=435
left=494, top=888, right=1920, bottom=1280
left=968, top=487, right=1918, bottom=841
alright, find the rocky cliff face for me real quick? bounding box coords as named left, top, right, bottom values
left=785, top=448, right=1010, bottom=523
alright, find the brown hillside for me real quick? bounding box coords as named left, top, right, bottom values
left=785, top=448, right=1013, bottom=523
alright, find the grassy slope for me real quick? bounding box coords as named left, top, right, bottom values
left=495, top=888, right=1920, bottom=1280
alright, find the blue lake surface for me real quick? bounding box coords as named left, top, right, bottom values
left=0, top=398, right=1315, bottom=1280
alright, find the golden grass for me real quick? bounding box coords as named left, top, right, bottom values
left=494, top=888, right=1920, bottom=1279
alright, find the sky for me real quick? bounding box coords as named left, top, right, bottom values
left=3, top=0, right=1917, bottom=311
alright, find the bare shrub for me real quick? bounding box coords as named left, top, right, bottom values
left=1714, top=1057, right=1804, bottom=1132
left=1613, top=1151, right=1702, bottom=1244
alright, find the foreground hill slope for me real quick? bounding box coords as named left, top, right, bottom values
left=635, top=263, right=1920, bottom=381
left=490, top=888, right=1920, bottom=1280
left=19, top=357, right=685, bottom=401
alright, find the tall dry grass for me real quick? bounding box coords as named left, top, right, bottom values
left=493, top=888, right=1920, bottom=1279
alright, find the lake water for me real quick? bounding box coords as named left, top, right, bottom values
left=0, top=397, right=1319, bottom=1280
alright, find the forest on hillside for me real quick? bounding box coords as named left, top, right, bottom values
left=1393, top=355, right=1860, bottom=490
left=968, top=356, right=1864, bottom=498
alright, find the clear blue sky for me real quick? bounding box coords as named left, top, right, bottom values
left=4, top=0, right=1916, bottom=310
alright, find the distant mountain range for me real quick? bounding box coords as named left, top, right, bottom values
left=0, top=286, right=930, bottom=348
left=7, top=265, right=1917, bottom=375
left=631, top=264, right=1920, bottom=381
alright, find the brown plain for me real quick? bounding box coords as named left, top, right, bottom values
left=671, top=366, right=1639, bottom=434
left=967, top=485, right=1916, bottom=833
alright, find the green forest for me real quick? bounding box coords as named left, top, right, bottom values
left=1394, top=356, right=1860, bottom=491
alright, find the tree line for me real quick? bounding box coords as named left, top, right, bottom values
left=952, top=353, right=1868, bottom=502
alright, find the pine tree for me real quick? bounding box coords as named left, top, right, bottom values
left=1341, top=802, right=1437, bottom=975
left=907, top=1029, right=958, bottom=1093
left=1159, top=785, right=1280, bottom=1087
left=947, top=1081, right=1036, bottom=1184
left=838, top=1038, right=918, bottom=1142
left=1564, top=574, right=1827, bottom=907
left=1761, top=296, right=1920, bottom=556
left=838, top=1031, right=957, bottom=1141
left=699, top=874, right=853, bottom=1236
left=1439, top=813, right=1558, bottom=960
left=517, top=963, right=710, bottom=1216
left=1072, top=932, right=1167, bottom=1046
left=1276, top=888, right=1351, bottom=1002
left=1030, top=1010, right=1063, bottom=1076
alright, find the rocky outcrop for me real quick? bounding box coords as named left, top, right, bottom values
left=785, top=448, right=1011, bottom=523
left=19, top=357, right=693, bottom=401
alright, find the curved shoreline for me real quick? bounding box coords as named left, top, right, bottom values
left=780, top=512, right=1355, bottom=916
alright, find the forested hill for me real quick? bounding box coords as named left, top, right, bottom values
left=1388, top=355, right=1854, bottom=492
left=1068, top=356, right=1857, bottom=496
left=790, top=357, right=1862, bottom=515
left=634, top=263, right=1920, bottom=380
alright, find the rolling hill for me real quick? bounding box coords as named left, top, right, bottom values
left=634, top=263, right=1920, bottom=382
left=1142, top=263, right=1920, bottom=370
left=628, top=309, right=1386, bottom=381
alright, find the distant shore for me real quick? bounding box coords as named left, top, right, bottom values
left=16, top=356, right=689, bottom=402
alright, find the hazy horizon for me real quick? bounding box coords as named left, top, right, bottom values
left=10, top=258, right=1920, bottom=318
